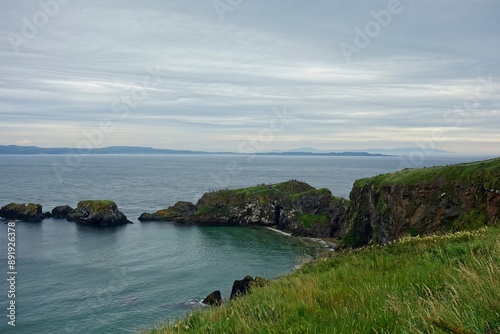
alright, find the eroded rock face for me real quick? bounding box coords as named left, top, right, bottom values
left=341, top=158, right=500, bottom=247
left=66, top=200, right=132, bottom=225
left=0, top=203, right=46, bottom=222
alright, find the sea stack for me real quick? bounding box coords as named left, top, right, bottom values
left=66, top=200, right=133, bottom=225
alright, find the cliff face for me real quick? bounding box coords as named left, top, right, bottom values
left=341, top=158, right=500, bottom=247
left=140, top=180, right=343, bottom=237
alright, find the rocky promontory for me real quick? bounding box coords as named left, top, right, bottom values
left=139, top=180, right=347, bottom=237
left=66, top=200, right=133, bottom=225
left=0, top=203, right=49, bottom=222
left=340, top=158, right=500, bottom=247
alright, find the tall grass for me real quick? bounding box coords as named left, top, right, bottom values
left=145, top=227, right=500, bottom=333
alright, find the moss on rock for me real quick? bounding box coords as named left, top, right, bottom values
left=67, top=200, right=132, bottom=225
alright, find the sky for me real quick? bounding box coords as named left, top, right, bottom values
left=0, top=0, right=499, bottom=154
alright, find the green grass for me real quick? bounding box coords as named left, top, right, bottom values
left=299, top=214, right=330, bottom=228
left=145, top=226, right=500, bottom=334
left=233, top=180, right=316, bottom=197
left=290, top=188, right=331, bottom=201
left=80, top=200, right=116, bottom=206
left=234, top=185, right=274, bottom=197
left=354, top=157, right=500, bottom=189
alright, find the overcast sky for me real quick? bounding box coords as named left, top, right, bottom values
left=1, top=0, right=499, bottom=154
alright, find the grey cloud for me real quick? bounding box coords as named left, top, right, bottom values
left=0, top=0, right=499, bottom=153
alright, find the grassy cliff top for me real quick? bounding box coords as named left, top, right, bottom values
left=354, top=157, right=500, bottom=189
left=146, top=226, right=500, bottom=333
left=200, top=180, right=322, bottom=202
left=233, top=180, right=315, bottom=197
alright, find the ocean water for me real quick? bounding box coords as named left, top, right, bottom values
left=0, top=154, right=489, bottom=333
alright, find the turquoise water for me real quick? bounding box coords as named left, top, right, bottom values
left=0, top=155, right=487, bottom=333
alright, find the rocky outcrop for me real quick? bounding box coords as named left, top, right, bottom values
left=138, top=201, right=196, bottom=222
left=202, top=290, right=222, bottom=306
left=66, top=200, right=132, bottom=225
left=340, top=158, right=500, bottom=247
left=51, top=205, right=74, bottom=219
left=139, top=180, right=342, bottom=237
left=0, top=203, right=48, bottom=222
left=230, top=276, right=268, bottom=300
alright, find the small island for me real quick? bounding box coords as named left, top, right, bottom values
left=139, top=180, right=348, bottom=238
left=0, top=200, right=132, bottom=225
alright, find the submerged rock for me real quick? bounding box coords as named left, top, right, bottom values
left=66, top=200, right=132, bottom=225
left=0, top=203, right=46, bottom=222
left=202, top=290, right=222, bottom=306
left=51, top=205, right=74, bottom=219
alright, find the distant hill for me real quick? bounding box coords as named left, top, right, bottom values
left=0, top=145, right=389, bottom=157
left=282, top=147, right=454, bottom=156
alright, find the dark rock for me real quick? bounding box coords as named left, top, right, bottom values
left=230, top=276, right=254, bottom=300
left=230, top=276, right=267, bottom=300
left=0, top=203, right=46, bottom=222
left=139, top=201, right=196, bottom=221
left=202, top=290, right=222, bottom=306
left=51, top=205, right=73, bottom=219
left=66, top=200, right=132, bottom=225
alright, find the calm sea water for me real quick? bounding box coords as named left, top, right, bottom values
left=0, top=154, right=490, bottom=333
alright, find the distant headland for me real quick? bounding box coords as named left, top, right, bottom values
left=0, top=145, right=392, bottom=157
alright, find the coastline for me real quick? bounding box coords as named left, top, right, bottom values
left=264, top=226, right=337, bottom=250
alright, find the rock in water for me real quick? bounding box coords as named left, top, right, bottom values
left=51, top=205, right=74, bottom=219
left=0, top=203, right=46, bottom=222
left=66, top=200, right=132, bottom=225
left=203, top=290, right=222, bottom=306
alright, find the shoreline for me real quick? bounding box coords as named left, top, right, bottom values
left=264, top=226, right=337, bottom=250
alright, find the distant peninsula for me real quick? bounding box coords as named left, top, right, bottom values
left=0, top=145, right=389, bottom=157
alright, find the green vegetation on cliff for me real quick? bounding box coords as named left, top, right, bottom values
left=354, top=157, right=500, bottom=189
left=147, top=226, right=500, bottom=333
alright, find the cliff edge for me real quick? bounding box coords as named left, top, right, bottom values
left=341, top=158, right=500, bottom=247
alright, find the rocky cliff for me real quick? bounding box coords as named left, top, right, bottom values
left=340, top=158, right=500, bottom=247
left=140, top=180, right=346, bottom=237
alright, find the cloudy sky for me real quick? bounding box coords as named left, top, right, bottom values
left=1, top=0, right=499, bottom=154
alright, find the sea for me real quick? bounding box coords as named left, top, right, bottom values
left=0, top=154, right=492, bottom=333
